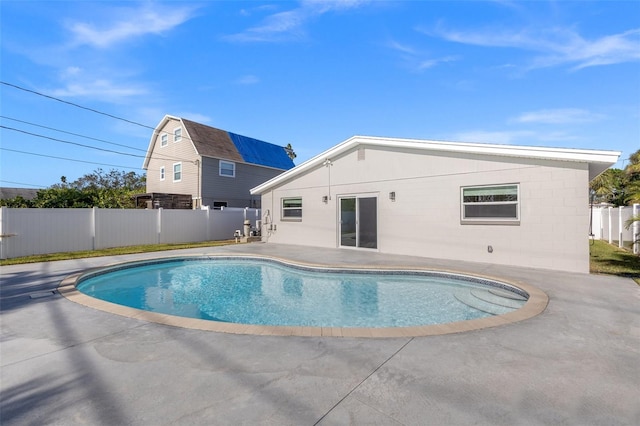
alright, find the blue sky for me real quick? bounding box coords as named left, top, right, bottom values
left=1, top=0, right=638, bottom=189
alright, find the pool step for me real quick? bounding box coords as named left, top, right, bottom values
left=470, top=289, right=526, bottom=309
left=488, top=288, right=527, bottom=301
left=454, top=288, right=524, bottom=316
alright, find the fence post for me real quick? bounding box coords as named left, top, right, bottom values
left=0, top=206, right=5, bottom=259
left=634, top=203, right=639, bottom=255
left=91, top=207, right=97, bottom=250
left=607, top=207, right=613, bottom=244
left=157, top=208, right=163, bottom=244
left=205, top=205, right=211, bottom=241
left=619, top=207, right=624, bottom=248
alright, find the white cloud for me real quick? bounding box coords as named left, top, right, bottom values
left=386, top=39, right=459, bottom=72
left=451, top=130, right=536, bottom=145
left=513, top=108, right=605, bottom=124
left=67, top=4, right=197, bottom=48
left=235, top=75, right=260, bottom=85
left=50, top=79, right=147, bottom=101
left=225, top=0, right=371, bottom=43
left=425, top=24, right=640, bottom=70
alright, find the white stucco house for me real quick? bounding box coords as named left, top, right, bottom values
left=251, top=136, right=620, bottom=273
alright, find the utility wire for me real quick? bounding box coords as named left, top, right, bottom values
left=1, top=115, right=146, bottom=152
left=1, top=125, right=146, bottom=159
left=1, top=147, right=145, bottom=170
left=0, top=179, right=45, bottom=188
left=0, top=115, right=196, bottom=163
left=1, top=81, right=155, bottom=131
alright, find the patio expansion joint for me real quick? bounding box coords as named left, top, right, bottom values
left=312, top=337, right=414, bottom=425
left=1, top=321, right=149, bottom=369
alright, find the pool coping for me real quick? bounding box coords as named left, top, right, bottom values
left=57, top=253, right=549, bottom=338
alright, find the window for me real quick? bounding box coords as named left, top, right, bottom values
left=213, top=201, right=228, bottom=210
left=282, top=197, right=302, bottom=220
left=174, top=127, right=182, bottom=142
left=461, top=184, right=519, bottom=224
left=219, top=160, right=235, bottom=177
left=173, top=163, right=182, bottom=182
left=161, top=134, right=168, bottom=147
left=160, top=166, right=165, bottom=181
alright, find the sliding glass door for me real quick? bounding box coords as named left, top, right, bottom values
left=339, top=196, right=377, bottom=249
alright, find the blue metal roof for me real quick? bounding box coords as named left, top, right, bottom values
left=227, top=132, right=295, bottom=170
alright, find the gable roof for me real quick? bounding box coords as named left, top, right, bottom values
left=251, top=135, right=621, bottom=194
left=143, top=115, right=295, bottom=171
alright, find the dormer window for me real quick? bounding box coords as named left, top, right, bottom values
left=174, top=127, right=182, bottom=142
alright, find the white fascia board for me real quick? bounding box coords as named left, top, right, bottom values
left=250, top=135, right=621, bottom=194
left=142, top=115, right=181, bottom=169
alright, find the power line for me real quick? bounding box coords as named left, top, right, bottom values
left=1, top=81, right=156, bottom=131
left=1, top=125, right=146, bottom=159
left=0, top=147, right=145, bottom=170
left=0, top=179, right=45, bottom=188
left=1, top=115, right=146, bottom=152
left=0, top=115, right=195, bottom=163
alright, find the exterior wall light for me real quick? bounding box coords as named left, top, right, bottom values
left=389, top=191, right=396, bottom=202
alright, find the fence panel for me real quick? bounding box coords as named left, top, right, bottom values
left=0, top=207, right=93, bottom=258
left=160, top=209, right=210, bottom=244
left=210, top=208, right=261, bottom=241
left=95, top=209, right=158, bottom=249
left=591, top=205, right=639, bottom=251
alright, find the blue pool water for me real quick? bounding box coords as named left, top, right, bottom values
left=77, top=257, right=527, bottom=328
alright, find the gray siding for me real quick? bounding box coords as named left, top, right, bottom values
left=260, top=145, right=590, bottom=273
left=201, top=157, right=285, bottom=208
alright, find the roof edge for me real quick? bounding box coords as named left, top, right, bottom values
left=251, top=136, right=621, bottom=194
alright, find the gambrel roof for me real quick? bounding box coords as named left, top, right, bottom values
left=143, top=115, right=295, bottom=171
left=251, top=135, right=621, bottom=194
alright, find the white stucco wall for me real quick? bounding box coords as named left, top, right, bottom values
left=259, top=145, right=590, bottom=273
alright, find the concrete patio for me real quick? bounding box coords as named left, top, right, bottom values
left=1, top=243, right=639, bottom=425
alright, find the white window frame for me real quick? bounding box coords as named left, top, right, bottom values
left=219, top=160, right=236, bottom=178
left=159, top=166, right=165, bottom=181
left=461, top=183, right=520, bottom=225
left=161, top=134, right=168, bottom=147
left=281, top=197, right=302, bottom=221
left=174, top=127, right=182, bottom=142
left=173, top=162, right=182, bottom=182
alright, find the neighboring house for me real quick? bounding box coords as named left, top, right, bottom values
left=0, top=187, right=39, bottom=201
left=251, top=136, right=620, bottom=273
left=142, top=115, right=295, bottom=209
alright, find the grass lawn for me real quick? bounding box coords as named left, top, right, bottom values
left=2, top=239, right=640, bottom=285
left=0, top=240, right=236, bottom=266
left=589, top=240, right=640, bottom=284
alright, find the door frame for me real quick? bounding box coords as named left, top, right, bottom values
left=337, top=193, right=378, bottom=250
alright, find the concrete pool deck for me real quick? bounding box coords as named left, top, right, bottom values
left=1, top=242, right=639, bottom=425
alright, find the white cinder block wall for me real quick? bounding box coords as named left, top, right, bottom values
left=259, top=145, right=590, bottom=273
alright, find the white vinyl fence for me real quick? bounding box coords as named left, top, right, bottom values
left=0, top=206, right=261, bottom=259
left=591, top=204, right=640, bottom=254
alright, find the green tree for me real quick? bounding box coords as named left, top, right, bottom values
left=285, top=143, right=297, bottom=161
left=624, top=149, right=640, bottom=204
left=3, top=169, right=146, bottom=208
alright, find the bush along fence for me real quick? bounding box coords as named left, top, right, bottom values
left=0, top=206, right=261, bottom=259
left=590, top=204, right=640, bottom=254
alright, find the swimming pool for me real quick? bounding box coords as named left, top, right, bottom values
left=73, top=256, right=530, bottom=330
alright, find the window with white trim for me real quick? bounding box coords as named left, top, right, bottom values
left=174, top=127, right=182, bottom=142
left=282, top=197, right=302, bottom=220
left=161, top=134, right=168, bottom=147
left=173, top=162, right=182, bottom=182
left=219, top=160, right=235, bottom=177
left=461, top=184, right=519, bottom=224
left=160, top=166, right=165, bottom=181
